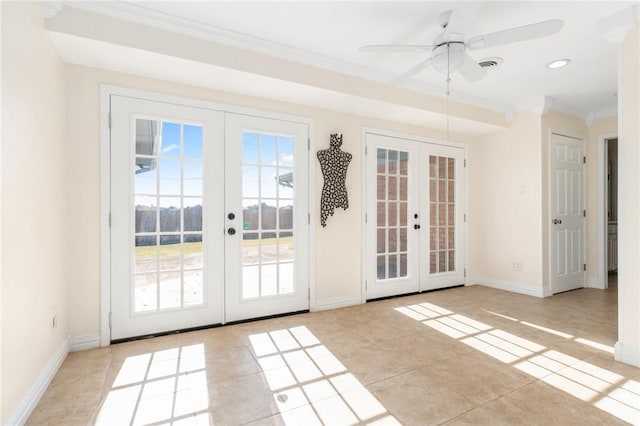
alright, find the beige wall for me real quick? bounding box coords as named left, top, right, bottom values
left=1, top=2, right=68, bottom=422
left=66, top=64, right=476, bottom=338
left=468, top=112, right=544, bottom=293
left=616, top=25, right=639, bottom=366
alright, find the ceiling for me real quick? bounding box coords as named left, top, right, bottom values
left=48, top=1, right=636, bottom=129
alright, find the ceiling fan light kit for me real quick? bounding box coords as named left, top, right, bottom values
left=360, top=10, right=564, bottom=84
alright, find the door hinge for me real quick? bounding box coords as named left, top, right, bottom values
left=365, top=145, right=368, bottom=156
left=108, top=312, right=112, bottom=328
left=308, top=138, right=311, bottom=151
left=108, top=212, right=111, bottom=227
left=108, top=113, right=112, bottom=129
left=583, top=210, right=586, bottom=217
left=464, top=268, right=467, bottom=277
left=583, top=263, right=586, bottom=271
left=365, top=281, right=368, bottom=290
left=308, top=213, right=311, bottom=225
left=464, top=159, right=467, bottom=167
left=365, top=213, right=368, bottom=223
left=308, top=288, right=311, bottom=300
left=583, top=156, right=586, bottom=164
left=464, top=213, right=467, bottom=222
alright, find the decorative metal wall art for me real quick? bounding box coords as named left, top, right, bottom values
left=317, top=133, right=352, bottom=227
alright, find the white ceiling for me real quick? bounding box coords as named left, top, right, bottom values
left=50, top=1, right=636, bottom=124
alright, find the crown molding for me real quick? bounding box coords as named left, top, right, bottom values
left=61, top=1, right=514, bottom=118
left=600, top=4, right=639, bottom=44
left=40, top=1, right=64, bottom=19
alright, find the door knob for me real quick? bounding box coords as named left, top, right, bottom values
left=414, top=224, right=421, bottom=230
left=227, top=228, right=236, bottom=235
left=228, top=212, right=235, bottom=220
left=552, top=218, right=562, bottom=225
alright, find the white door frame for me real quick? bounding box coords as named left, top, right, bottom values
left=100, top=85, right=315, bottom=346
left=547, top=129, right=587, bottom=294
left=360, top=127, right=468, bottom=303
left=597, top=132, right=618, bottom=289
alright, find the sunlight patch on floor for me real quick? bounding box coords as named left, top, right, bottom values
left=249, top=325, right=400, bottom=426
left=395, top=303, right=640, bottom=424
left=95, top=344, right=210, bottom=425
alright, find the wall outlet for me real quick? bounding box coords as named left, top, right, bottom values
left=512, top=262, right=522, bottom=272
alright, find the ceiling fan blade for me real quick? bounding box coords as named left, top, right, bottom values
left=457, top=53, right=487, bottom=82
left=359, top=44, right=433, bottom=53
left=467, top=19, right=563, bottom=50
left=390, top=58, right=433, bottom=85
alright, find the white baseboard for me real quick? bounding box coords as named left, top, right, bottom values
left=69, top=334, right=101, bottom=352
left=5, top=338, right=68, bottom=426
left=313, top=296, right=362, bottom=312
left=615, top=341, right=640, bottom=367
left=469, top=278, right=546, bottom=298
left=587, top=278, right=605, bottom=289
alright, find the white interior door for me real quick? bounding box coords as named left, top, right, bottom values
left=365, top=132, right=466, bottom=299
left=550, top=132, right=586, bottom=293
left=110, top=95, right=224, bottom=340
left=224, top=113, right=310, bottom=322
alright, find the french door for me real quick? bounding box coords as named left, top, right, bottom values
left=365, top=132, right=465, bottom=300
left=110, top=95, right=309, bottom=340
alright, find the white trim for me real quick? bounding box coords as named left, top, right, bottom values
left=308, top=122, right=317, bottom=311
left=5, top=339, right=68, bottom=426
left=313, top=296, right=363, bottom=312
left=69, top=334, right=101, bottom=352
left=363, top=127, right=467, bottom=150
left=360, top=127, right=368, bottom=305
left=614, top=341, right=640, bottom=367
left=100, top=85, right=111, bottom=347
left=586, top=278, right=602, bottom=289
left=469, top=279, right=547, bottom=299
left=597, top=132, right=618, bottom=290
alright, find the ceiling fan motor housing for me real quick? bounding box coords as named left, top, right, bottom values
left=432, top=41, right=466, bottom=73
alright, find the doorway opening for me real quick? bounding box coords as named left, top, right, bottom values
left=605, top=137, right=618, bottom=290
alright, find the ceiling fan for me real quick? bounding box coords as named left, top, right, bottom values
left=360, top=10, right=564, bottom=84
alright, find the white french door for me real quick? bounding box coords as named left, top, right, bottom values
left=110, top=95, right=310, bottom=340
left=365, top=132, right=465, bottom=300
left=224, top=113, right=310, bottom=322
left=550, top=132, right=585, bottom=293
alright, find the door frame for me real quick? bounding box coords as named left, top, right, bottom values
left=597, top=132, right=618, bottom=289
left=547, top=129, right=587, bottom=294
left=360, top=127, right=468, bottom=303
left=100, top=85, right=316, bottom=346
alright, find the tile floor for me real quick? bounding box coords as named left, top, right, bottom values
left=27, top=281, right=640, bottom=425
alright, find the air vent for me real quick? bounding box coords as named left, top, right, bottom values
left=478, top=57, right=503, bottom=69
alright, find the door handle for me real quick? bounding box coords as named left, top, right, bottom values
left=227, top=228, right=236, bottom=235
left=552, top=218, right=562, bottom=225
left=414, top=224, right=421, bottom=230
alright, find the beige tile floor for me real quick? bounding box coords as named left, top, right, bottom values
left=27, top=279, right=640, bottom=425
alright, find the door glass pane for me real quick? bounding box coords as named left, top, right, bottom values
left=132, top=119, right=205, bottom=313
left=376, top=148, right=410, bottom=281
left=241, top=132, right=296, bottom=299
left=429, top=155, right=456, bottom=274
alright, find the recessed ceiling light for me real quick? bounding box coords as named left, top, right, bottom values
left=547, top=59, right=571, bottom=69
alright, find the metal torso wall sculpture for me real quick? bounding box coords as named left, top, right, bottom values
left=317, top=134, right=352, bottom=227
